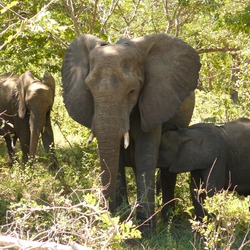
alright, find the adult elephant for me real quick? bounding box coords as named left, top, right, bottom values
left=158, top=118, right=250, bottom=219
left=61, top=33, right=201, bottom=233
left=0, top=71, right=56, bottom=164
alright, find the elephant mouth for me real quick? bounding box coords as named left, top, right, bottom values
left=87, top=131, right=130, bottom=149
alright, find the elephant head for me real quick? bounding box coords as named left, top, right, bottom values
left=17, top=70, right=55, bottom=158
left=62, top=34, right=201, bottom=209
left=160, top=124, right=226, bottom=174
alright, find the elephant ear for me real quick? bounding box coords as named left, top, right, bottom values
left=169, top=125, right=222, bottom=174
left=17, top=70, right=35, bottom=119
left=61, top=34, right=108, bottom=128
left=43, top=72, right=55, bottom=101
left=132, top=34, right=201, bottom=132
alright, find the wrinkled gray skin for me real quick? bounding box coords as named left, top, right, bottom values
left=158, top=118, right=250, bottom=219
left=62, top=33, right=201, bottom=233
left=0, top=71, right=55, bottom=164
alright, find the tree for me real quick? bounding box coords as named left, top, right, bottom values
left=0, top=0, right=249, bottom=116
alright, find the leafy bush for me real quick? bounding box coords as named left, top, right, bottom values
left=189, top=191, right=250, bottom=249
left=193, top=90, right=248, bottom=124
left=1, top=187, right=141, bottom=249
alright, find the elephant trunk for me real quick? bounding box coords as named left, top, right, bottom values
left=97, top=136, right=121, bottom=211
left=29, top=111, right=46, bottom=158
left=92, top=112, right=127, bottom=212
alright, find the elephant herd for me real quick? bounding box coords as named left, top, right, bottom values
left=1, top=33, right=250, bottom=235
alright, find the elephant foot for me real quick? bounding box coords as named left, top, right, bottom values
left=161, top=205, right=177, bottom=224
left=48, top=160, right=59, bottom=171
left=114, top=202, right=131, bottom=222
left=136, top=214, right=156, bottom=236
left=7, top=157, right=16, bottom=167
left=138, top=222, right=156, bottom=237
left=49, top=164, right=65, bottom=181
left=135, top=202, right=156, bottom=236
left=124, top=237, right=142, bottom=248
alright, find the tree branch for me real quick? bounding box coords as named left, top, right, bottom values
left=90, top=0, right=99, bottom=33
left=0, top=235, right=91, bottom=250
left=198, top=47, right=241, bottom=54
left=0, top=2, right=25, bottom=20
left=0, top=0, right=58, bottom=50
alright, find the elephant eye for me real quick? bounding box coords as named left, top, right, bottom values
left=128, top=88, right=135, bottom=96
left=85, top=86, right=90, bottom=92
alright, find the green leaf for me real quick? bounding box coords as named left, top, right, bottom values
left=0, top=1, right=18, bottom=14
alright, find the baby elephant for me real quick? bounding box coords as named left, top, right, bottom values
left=0, top=71, right=56, bottom=165
left=158, top=118, right=250, bottom=218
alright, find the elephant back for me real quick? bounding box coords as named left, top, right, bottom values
left=0, top=73, right=19, bottom=113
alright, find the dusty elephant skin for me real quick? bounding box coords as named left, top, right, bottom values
left=158, top=117, right=250, bottom=219
left=0, top=71, right=56, bottom=165
left=61, top=33, right=201, bottom=234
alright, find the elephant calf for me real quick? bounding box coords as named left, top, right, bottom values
left=158, top=117, right=250, bottom=218
left=0, top=71, right=56, bottom=165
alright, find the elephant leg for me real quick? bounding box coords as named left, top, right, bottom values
left=190, top=170, right=207, bottom=219
left=135, top=166, right=156, bottom=234
left=41, top=113, right=58, bottom=171
left=4, top=135, right=16, bottom=165
left=41, top=112, right=55, bottom=153
left=15, top=117, right=30, bottom=162
left=191, top=161, right=226, bottom=219
left=160, top=168, right=177, bottom=222
left=115, top=149, right=129, bottom=215
left=134, top=125, right=161, bottom=234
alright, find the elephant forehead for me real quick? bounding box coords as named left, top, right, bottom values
left=1, top=78, right=16, bottom=91
left=0, top=78, right=17, bottom=105
left=28, top=82, right=49, bottom=92
left=90, top=45, right=137, bottom=63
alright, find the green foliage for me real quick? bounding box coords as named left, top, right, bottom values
left=193, top=89, right=250, bottom=124
left=219, top=3, right=250, bottom=34
left=190, top=191, right=250, bottom=249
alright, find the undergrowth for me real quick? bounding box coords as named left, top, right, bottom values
left=0, top=88, right=250, bottom=249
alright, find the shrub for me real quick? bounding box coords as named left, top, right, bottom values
left=1, top=187, right=141, bottom=249
left=189, top=190, right=250, bottom=249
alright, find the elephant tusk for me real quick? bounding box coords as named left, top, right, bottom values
left=87, top=133, right=94, bottom=145
left=124, top=131, right=129, bottom=149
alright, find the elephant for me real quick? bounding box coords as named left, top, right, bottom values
left=0, top=71, right=56, bottom=165
left=158, top=117, right=250, bottom=219
left=61, top=33, right=201, bottom=233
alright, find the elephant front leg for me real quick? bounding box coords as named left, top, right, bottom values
left=42, top=113, right=55, bottom=153
left=4, top=135, right=17, bottom=165
left=16, top=116, right=30, bottom=162
left=190, top=170, right=208, bottom=219
left=115, top=147, right=129, bottom=210
left=135, top=166, right=156, bottom=234
left=42, top=113, right=58, bottom=171
left=160, top=169, right=177, bottom=222
left=134, top=125, right=161, bottom=234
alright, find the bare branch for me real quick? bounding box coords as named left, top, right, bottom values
left=117, top=0, right=141, bottom=26
left=90, top=0, right=99, bottom=34
left=198, top=47, right=241, bottom=54
left=48, top=31, right=68, bottom=48
left=0, top=235, right=91, bottom=250
left=100, top=0, right=120, bottom=34
left=62, top=0, right=83, bottom=35
left=0, top=0, right=58, bottom=50
left=0, top=2, right=25, bottom=20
